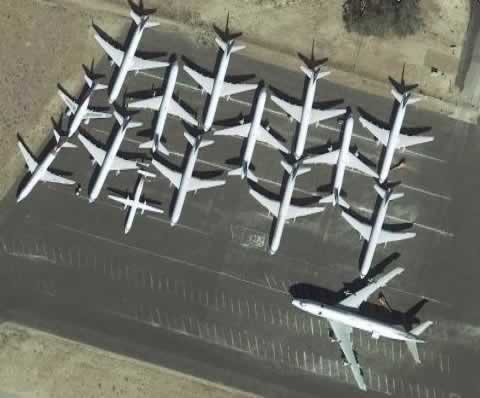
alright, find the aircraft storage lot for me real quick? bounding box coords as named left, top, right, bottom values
left=0, top=26, right=477, bottom=397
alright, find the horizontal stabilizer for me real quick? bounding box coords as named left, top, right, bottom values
left=228, top=165, right=257, bottom=182
left=137, top=169, right=156, bottom=179
left=113, top=111, right=124, bottom=125
left=130, top=10, right=141, bottom=25
left=127, top=120, right=143, bottom=129
left=184, top=132, right=196, bottom=147
left=374, top=184, right=404, bottom=201
left=53, top=129, right=77, bottom=148
left=280, top=159, right=293, bottom=175
left=410, top=321, right=433, bottom=337
left=319, top=192, right=349, bottom=208
left=200, top=139, right=215, bottom=148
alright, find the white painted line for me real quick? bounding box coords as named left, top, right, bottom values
left=54, top=222, right=288, bottom=295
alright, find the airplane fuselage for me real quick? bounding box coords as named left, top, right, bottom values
left=89, top=123, right=128, bottom=203
left=269, top=173, right=296, bottom=255
left=68, top=87, right=94, bottom=137
left=332, top=116, right=354, bottom=204
left=109, top=25, right=145, bottom=104
left=359, top=196, right=390, bottom=278
left=17, top=147, right=60, bottom=202
left=171, top=144, right=199, bottom=226
left=294, top=76, right=317, bottom=159
left=125, top=176, right=145, bottom=233
left=241, top=87, right=267, bottom=178
left=294, top=300, right=420, bottom=343
left=153, top=61, right=179, bottom=152
left=203, top=49, right=231, bottom=131
left=378, top=99, right=408, bottom=183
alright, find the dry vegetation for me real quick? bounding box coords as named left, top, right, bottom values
left=343, top=0, right=424, bottom=37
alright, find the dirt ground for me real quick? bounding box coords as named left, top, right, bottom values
left=0, top=322, right=257, bottom=398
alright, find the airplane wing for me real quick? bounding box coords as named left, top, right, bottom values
left=137, top=201, right=164, bottom=214
left=249, top=188, right=280, bottom=216
left=109, top=195, right=134, bottom=208
left=257, top=126, right=289, bottom=153
left=94, top=33, right=124, bottom=66
left=131, top=55, right=168, bottom=71
left=270, top=95, right=302, bottom=122
left=220, top=81, right=257, bottom=98
left=329, top=320, right=367, bottom=391
left=78, top=134, right=137, bottom=171
left=286, top=204, right=325, bottom=220
left=84, top=110, right=112, bottom=120
left=345, top=152, right=378, bottom=177
left=168, top=98, right=198, bottom=125
left=397, top=133, right=434, bottom=149
left=129, top=96, right=162, bottom=110
left=58, top=89, right=78, bottom=114
left=341, top=211, right=372, bottom=241
left=187, top=176, right=226, bottom=192
left=358, top=117, right=390, bottom=146
left=18, top=140, right=38, bottom=173
left=78, top=134, right=107, bottom=165
left=183, top=65, right=214, bottom=95
left=152, top=159, right=182, bottom=189
left=377, top=229, right=416, bottom=244
left=41, top=170, right=76, bottom=185
left=339, top=267, right=404, bottom=309
left=304, top=150, right=339, bottom=165
left=309, top=108, right=347, bottom=125
left=109, top=195, right=163, bottom=214
left=214, top=123, right=250, bottom=138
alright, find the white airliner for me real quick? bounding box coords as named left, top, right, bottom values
left=58, top=69, right=111, bottom=138
left=183, top=19, right=256, bottom=131
left=94, top=7, right=168, bottom=104
left=249, top=160, right=324, bottom=255
left=108, top=169, right=163, bottom=233
left=128, top=58, right=197, bottom=155
left=214, top=85, right=288, bottom=182
left=152, top=131, right=226, bottom=226
left=78, top=111, right=141, bottom=203
left=271, top=57, right=346, bottom=159
left=359, top=83, right=434, bottom=183
left=17, top=130, right=77, bottom=202
left=292, top=267, right=433, bottom=391
left=304, top=110, right=378, bottom=207
left=341, top=185, right=416, bottom=278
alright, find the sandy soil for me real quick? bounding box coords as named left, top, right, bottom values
left=0, top=0, right=125, bottom=202
left=0, top=322, right=257, bottom=398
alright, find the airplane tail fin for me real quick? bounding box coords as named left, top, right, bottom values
left=391, top=87, right=421, bottom=106
left=405, top=321, right=433, bottom=364
left=374, top=184, right=404, bottom=201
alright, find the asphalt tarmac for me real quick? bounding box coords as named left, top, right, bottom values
left=0, top=22, right=477, bottom=398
